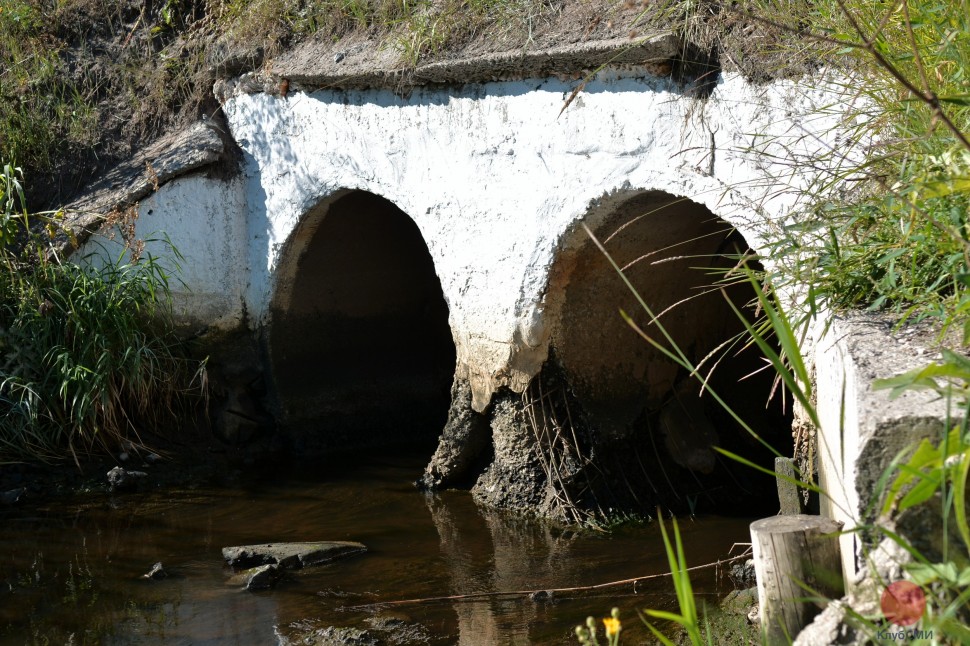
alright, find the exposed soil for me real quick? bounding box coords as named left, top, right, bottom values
left=425, top=358, right=789, bottom=527
left=6, top=0, right=218, bottom=208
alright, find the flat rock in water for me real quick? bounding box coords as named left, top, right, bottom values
left=222, top=541, right=366, bottom=570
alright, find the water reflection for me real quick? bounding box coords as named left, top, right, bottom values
left=0, top=456, right=751, bottom=645
left=427, top=494, right=586, bottom=644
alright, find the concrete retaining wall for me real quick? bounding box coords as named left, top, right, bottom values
left=813, top=313, right=954, bottom=584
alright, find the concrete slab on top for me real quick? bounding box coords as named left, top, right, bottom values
left=272, top=33, right=680, bottom=91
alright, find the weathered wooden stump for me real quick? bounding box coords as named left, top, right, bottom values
left=750, top=514, right=844, bottom=645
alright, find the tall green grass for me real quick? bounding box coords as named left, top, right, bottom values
left=1, top=165, right=206, bottom=463
left=641, top=517, right=706, bottom=646
left=749, top=0, right=970, bottom=335
left=573, top=257, right=970, bottom=642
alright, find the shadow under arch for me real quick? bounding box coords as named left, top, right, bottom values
left=266, top=190, right=456, bottom=452
left=536, top=189, right=793, bottom=517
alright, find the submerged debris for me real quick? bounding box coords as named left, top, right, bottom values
left=278, top=616, right=433, bottom=646
left=278, top=623, right=378, bottom=646
left=528, top=590, right=555, bottom=603
left=106, top=467, right=148, bottom=491
left=0, top=487, right=25, bottom=505
left=142, top=562, right=167, bottom=580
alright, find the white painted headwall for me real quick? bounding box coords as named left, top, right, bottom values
left=108, top=69, right=848, bottom=411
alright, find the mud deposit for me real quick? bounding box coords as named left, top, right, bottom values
left=0, top=453, right=752, bottom=645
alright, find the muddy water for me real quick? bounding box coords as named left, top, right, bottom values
left=0, top=453, right=752, bottom=645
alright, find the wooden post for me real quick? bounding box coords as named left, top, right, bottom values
left=775, top=457, right=802, bottom=515
left=750, top=514, right=844, bottom=645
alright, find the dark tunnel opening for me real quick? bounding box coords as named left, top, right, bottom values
left=548, top=191, right=794, bottom=518
left=267, top=190, right=456, bottom=453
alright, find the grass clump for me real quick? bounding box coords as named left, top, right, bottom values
left=213, top=0, right=413, bottom=44
left=0, top=164, right=206, bottom=462
left=211, top=0, right=554, bottom=65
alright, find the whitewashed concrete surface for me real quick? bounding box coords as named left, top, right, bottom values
left=77, top=175, right=250, bottom=330
left=82, top=68, right=853, bottom=412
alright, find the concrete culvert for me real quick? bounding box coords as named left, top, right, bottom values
left=532, top=191, right=793, bottom=520
left=266, top=190, right=456, bottom=453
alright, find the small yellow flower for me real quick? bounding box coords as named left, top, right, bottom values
left=603, top=616, right=621, bottom=637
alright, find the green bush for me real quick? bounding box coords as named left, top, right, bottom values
left=576, top=4, right=970, bottom=641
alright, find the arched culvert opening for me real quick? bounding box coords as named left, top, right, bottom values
left=544, top=191, right=792, bottom=518
left=267, top=190, right=456, bottom=453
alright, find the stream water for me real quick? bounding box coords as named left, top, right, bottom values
left=0, top=452, right=753, bottom=645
